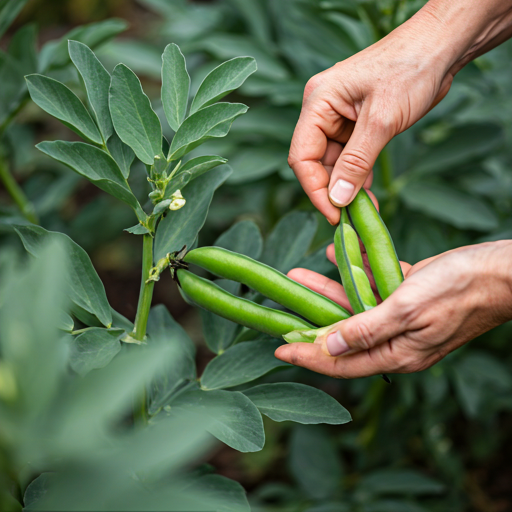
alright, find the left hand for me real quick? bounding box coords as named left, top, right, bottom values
left=274, top=241, right=512, bottom=378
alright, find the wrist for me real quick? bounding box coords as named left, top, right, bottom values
left=403, top=0, right=512, bottom=76
left=481, top=241, right=512, bottom=321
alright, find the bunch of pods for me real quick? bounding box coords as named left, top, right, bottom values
left=173, top=189, right=403, bottom=342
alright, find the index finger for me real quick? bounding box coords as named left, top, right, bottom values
left=274, top=341, right=398, bottom=379
left=288, top=102, right=354, bottom=225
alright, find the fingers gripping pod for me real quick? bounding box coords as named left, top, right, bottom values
left=183, top=246, right=351, bottom=326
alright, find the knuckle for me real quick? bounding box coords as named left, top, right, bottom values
left=339, top=149, right=372, bottom=178
left=304, top=75, right=321, bottom=97
left=350, top=320, right=376, bottom=351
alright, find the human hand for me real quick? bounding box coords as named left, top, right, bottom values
left=274, top=241, right=512, bottom=378
left=288, top=0, right=512, bottom=225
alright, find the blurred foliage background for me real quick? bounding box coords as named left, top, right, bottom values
left=1, top=0, right=512, bottom=511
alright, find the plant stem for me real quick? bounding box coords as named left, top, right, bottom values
left=379, top=147, right=393, bottom=194
left=131, top=234, right=155, bottom=342
left=0, top=155, right=38, bottom=224
left=131, top=234, right=155, bottom=426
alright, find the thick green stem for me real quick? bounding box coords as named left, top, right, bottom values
left=131, top=234, right=155, bottom=342
left=131, top=234, right=155, bottom=426
left=0, top=155, right=38, bottom=224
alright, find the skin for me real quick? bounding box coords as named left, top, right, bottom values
left=276, top=0, right=512, bottom=375
left=288, top=0, right=512, bottom=225
left=275, top=241, right=512, bottom=378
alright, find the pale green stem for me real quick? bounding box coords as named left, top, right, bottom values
left=0, top=155, right=38, bottom=224
left=130, top=234, right=155, bottom=426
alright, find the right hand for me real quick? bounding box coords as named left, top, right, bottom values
left=288, top=6, right=458, bottom=225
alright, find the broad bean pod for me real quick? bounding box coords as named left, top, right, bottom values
left=347, top=189, right=403, bottom=300
left=177, top=269, right=314, bottom=339
left=184, top=246, right=350, bottom=326
left=334, top=208, right=377, bottom=314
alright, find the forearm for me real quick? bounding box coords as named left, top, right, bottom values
left=414, top=0, right=512, bottom=74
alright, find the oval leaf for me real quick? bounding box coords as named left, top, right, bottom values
left=109, top=63, right=163, bottom=165
left=69, top=40, right=113, bottom=141
left=178, top=155, right=227, bottom=181
left=168, top=102, right=248, bottom=161
left=244, top=383, right=351, bottom=424
left=161, top=43, right=190, bottom=131
left=14, top=225, right=112, bottom=327
left=171, top=388, right=265, bottom=452
left=69, top=327, right=124, bottom=377
left=25, top=74, right=102, bottom=144
left=36, top=141, right=143, bottom=217
left=190, top=56, right=257, bottom=114
left=200, top=338, right=290, bottom=390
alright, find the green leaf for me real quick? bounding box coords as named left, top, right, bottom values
left=147, top=305, right=196, bottom=414
left=215, top=219, right=263, bottom=260
left=25, top=74, right=103, bottom=145
left=23, top=473, right=53, bottom=510
left=69, top=328, right=124, bottom=377
left=191, top=57, right=257, bottom=114
left=200, top=338, right=290, bottom=390
left=106, top=132, right=135, bottom=179
left=356, top=469, right=445, bottom=496
left=200, top=280, right=241, bottom=354
left=0, top=0, right=29, bottom=39
left=228, top=146, right=287, bottom=183
left=154, top=165, right=231, bottom=260
left=109, top=63, right=163, bottom=165
left=161, top=43, right=190, bottom=131
left=39, top=18, right=128, bottom=72
left=124, top=223, right=150, bottom=235
left=168, top=103, right=248, bottom=161
left=171, top=388, right=265, bottom=452
left=400, top=182, right=498, bottom=231
left=244, top=383, right=351, bottom=424
left=178, top=155, right=227, bottom=181
left=36, top=141, right=144, bottom=217
left=69, top=40, right=113, bottom=141
left=57, top=311, right=74, bottom=332
left=261, top=211, right=318, bottom=273
left=14, top=225, right=112, bottom=327
left=289, top=425, right=343, bottom=501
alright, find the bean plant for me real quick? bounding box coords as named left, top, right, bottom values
left=123, top=0, right=512, bottom=510
left=1, top=24, right=355, bottom=507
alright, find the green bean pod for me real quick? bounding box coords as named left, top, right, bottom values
left=335, top=208, right=377, bottom=314
left=177, top=269, right=314, bottom=340
left=347, top=189, right=403, bottom=300
left=184, top=246, right=350, bottom=326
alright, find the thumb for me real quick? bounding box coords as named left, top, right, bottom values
left=319, top=296, right=404, bottom=356
left=328, top=106, right=393, bottom=207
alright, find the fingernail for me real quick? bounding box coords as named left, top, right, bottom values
left=326, top=331, right=350, bottom=356
left=329, top=179, right=355, bottom=206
